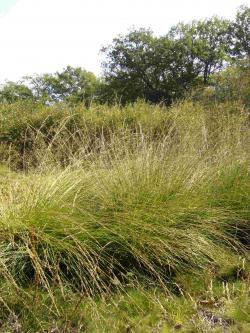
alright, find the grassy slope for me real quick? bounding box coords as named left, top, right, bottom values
left=0, top=100, right=249, bottom=332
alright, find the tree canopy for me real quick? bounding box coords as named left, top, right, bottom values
left=0, top=81, right=33, bottom=103
left=229, top=5, right=250, bottom=58
left=26, top=66, right=100, bottom=105
left=100, top=5, right=249, bottom=104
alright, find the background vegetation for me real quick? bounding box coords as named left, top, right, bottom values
left=0, top=5, right=249, bottom=106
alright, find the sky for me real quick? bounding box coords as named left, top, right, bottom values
left=0, top=0, right=249, bottom=83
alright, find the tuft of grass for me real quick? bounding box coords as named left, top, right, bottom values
left=0, top=99, right=249, bottom=331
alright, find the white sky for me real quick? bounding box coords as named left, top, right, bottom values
left=0, top=0, right=249, bottom=82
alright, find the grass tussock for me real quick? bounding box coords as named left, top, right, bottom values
left=0, top=100, right=249, bottom=331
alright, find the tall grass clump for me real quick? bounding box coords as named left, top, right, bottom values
left=0, top=101, right=171, bottom=170
left=0, top=100, right=249, bottom=328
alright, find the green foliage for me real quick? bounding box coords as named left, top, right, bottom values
left=25, top=66, right=100, bottom=105
left=212, top=59, right=250, bottom=106
left=101, top=28, right=201, bottom=105
left=100, top=5, right=249, bottom=105
left=0, top=81, right=34, bottom=103
left=169, top=17, right=231, bottom=84
left=230, top=5, right=250, bottom=58
left=190, top=59, right=250, bottom=107
left=0, top=67, right=100, bottom=106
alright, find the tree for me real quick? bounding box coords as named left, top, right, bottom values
left=0, top=81, right=34, bottom=103
left=101, top=29, right=157, bottom=104
left=169, top=17, right=231, bottom=84
left=26, top=66, right=100, bottom=105
left=229, top=5, right=250, bottom=58
left=101, top=29, right=200, bottom=105
left=101, top=16, right=233, bottom=105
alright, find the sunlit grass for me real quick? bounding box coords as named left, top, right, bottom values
left=0, top=100, right=249, bottom=331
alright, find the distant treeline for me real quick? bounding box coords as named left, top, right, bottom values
left=0, top=5, right=249, bottom=106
